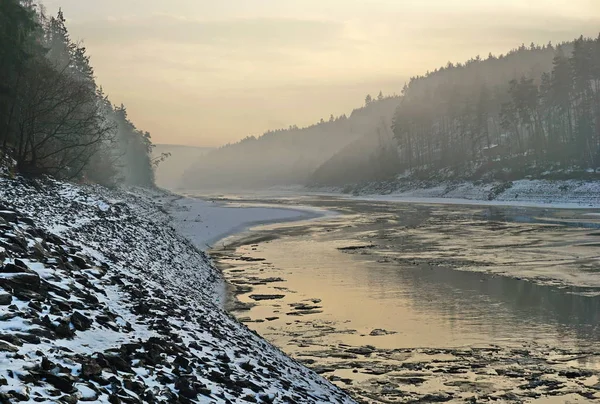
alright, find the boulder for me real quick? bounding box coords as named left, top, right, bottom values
left=43, top=373, right=75, bottom=394
left=1, top=262, right=37, bottom=275
left=0, top=272, right=41, bottom=292
left=0, top=211, right=17, bottom=223
left=80, top=360, right=103, bottom=380
left=0, top=293, right=11, bottom=305
left=0, top=340, right=19, bottom=352
left=71, top=311, right=93, bottom=331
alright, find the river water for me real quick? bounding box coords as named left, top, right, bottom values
left=209, top=196, right=600, bottom=403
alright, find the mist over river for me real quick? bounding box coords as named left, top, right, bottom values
left=206, top=195, right=600, bottom=403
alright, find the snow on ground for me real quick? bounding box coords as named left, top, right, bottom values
left=343, top=180, right=600, bottom=209
left=0, top=176, right=354, bottom=403
left=170, top=197, right=331, bottom=248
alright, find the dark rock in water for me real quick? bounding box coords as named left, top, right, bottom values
left=286, top=309, right=323, bottom=316
left=418, top=393, right=453, bottom=402
left=369, top=328, right=397, bottom=336
left=346, top=346, right=376, bottom=356
left=248, top=294, right=285, bottom=301
left=559, top=369, right=594, bottom=379
left=0, top=293, right=11, bottom=305
left=289, top=303, right=322, bottom=311
left=312, top=366, right=337, bottom=374
left=71, top=311, right=93, bottom=331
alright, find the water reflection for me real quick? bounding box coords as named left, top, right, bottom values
left=215, top=197, right=600, bottom=401
left=219, top=198, right=600, bottom=350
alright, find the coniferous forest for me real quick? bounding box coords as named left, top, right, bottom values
left=390, top=37, right=600, bottom=181
left=0, top=2, right=157, bottom=186
left=183, top=35, right=600, bottom=190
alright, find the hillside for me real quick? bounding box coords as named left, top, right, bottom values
left=309, top=114, right=398, bottom=187
left=181, top=96, right=401, bottom=189
left=0, top=177, right=353, bottom=403
left=311, top=41, right=569, bottom=187
left=183, top=36, right=600, bottom=192
left=315, top=35, right=600, bottom=191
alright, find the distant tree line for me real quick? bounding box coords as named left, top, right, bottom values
left=0, top=1, right=158, bottom=187
left=392, top=36, right=600, bottom=178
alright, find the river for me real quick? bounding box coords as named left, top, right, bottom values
left=207, top=195, right=600, bottom=403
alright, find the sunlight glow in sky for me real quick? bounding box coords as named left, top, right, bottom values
left=41, top=0, right=600, bottom=146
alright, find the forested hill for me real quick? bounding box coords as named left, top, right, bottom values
left=181, top=95, right=400, bottom=189
left=314, top=36, right=600, bottom=187
left=309, top=41, right=565, bottom=186
left=1, top=2, right=157, bottom=187
left=185, top=35, right=600, bottom=191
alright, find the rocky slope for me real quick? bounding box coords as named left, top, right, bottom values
left=0, top=176, right=354, bottom=403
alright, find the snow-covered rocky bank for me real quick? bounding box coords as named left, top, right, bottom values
left=0, top=177, right=354, bottom=403
left=335, top=179, right=600, bottom=209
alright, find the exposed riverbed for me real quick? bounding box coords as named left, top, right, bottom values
left=209, top=196, right=600, bottom=403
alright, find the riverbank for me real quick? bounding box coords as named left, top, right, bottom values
left=0, top=177, right=353, bottom=403
left=319, top=179, right=600, bottom=209
left=207, top=196, right=600, bottom=403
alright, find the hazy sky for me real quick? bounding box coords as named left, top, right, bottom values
left=41, top=0, right=600, bottom=147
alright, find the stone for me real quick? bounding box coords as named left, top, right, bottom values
left=0, top=334, right=22, bottom=347
left=55, top=320, right=75, bottom=339
left=71, top=311, right=93, bottom=331
left=0, top=272, right=40, bottom=292
left=43, top=373, right=75, bottom=393
left=248, top=294, right=285, bottom=301
left=0, top=293, right=11, bottom=305
left=0, top=211, right=17, bottom=223
left=1, top=262, right=34, bottom=274
left=0, top=340, right=19, bottom=352
left=80, top=360, right=102, bottom=379
left=369, top=328, right=397, bottom=336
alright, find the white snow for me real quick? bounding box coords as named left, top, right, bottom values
left=342, top=180, right=600, bottom=209
left=170, top=197, right=331, bottom=248
left=0, top=177, right=354, bottom=403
